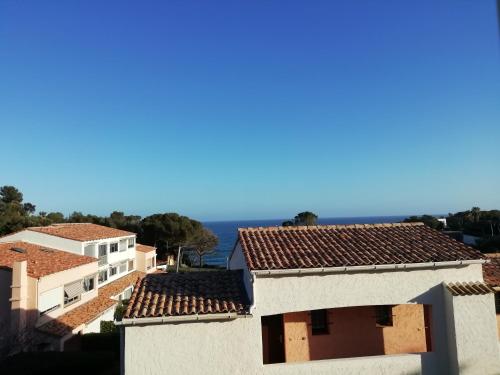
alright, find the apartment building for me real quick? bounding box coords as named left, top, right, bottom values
left=0, top=223, right=156, bottom=352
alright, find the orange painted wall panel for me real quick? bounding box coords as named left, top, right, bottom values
left=283, top=304, right=428, bottom=363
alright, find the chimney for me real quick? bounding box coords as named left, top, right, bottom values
left=10, top=260, right=28, bottom=333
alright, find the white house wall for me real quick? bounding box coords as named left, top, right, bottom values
left=444, top=288, right=500, bottom=375
left=229, top=243, right=253, bottom=302
left=123, top=264, right=497, bottom=375
left=82, top=306, right=115, bottom=334
left=0, top=230, right=83, bottom=254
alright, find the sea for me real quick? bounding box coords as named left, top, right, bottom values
left=202, top=215, right=408, bottom=266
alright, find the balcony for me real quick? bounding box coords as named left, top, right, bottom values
left=98, top=254, right=108, bottom=266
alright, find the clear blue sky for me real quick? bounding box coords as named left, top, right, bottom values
left=1, top=0, right=499, bottom=221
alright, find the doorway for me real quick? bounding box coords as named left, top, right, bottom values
left=261, top=314, right=285, bottom=364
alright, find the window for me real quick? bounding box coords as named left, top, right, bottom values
left=98, top=244, right=107, bottom=257
left=128, top=238, right=135, bottom=248
left=110, top=266, right=117, bottom=276
left=83, top=276, right=95, bottom=292
left=311, top=309, right=329, bottom=335
left=64, top=295, right=80, bottom=306
left=98, top=270, right=108, bottom=284
left=375, top=305, right=394, bottom=327
left=119, top=239, right=127, bottom=252
left=110, top=243, right=118, bottom=253
left=123, top=287, right=133, bottom=300
left=119, top=262, right=127, bottom=273
left=128, top=259, right=134, bottom=271
left=495, top=293, right=500, bottom=314
left=39, top=287, right=62, bottom=316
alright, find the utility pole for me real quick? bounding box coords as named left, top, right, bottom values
left=176, top=245, right=182, bottom=273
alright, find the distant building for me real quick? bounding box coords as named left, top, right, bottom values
left=0, top=223, right=156, bottom=352
left=119, top=223, right=499, bottom=375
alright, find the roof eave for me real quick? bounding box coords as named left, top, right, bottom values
left=117, top=312, right=253, bottom=326
left=250, top=259, right=486, bottom=277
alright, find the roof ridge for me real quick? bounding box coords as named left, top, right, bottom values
left=238, top=222, right=424, bottom=232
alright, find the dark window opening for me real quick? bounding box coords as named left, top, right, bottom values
left=495, top=293, right=500, bottom=314
left=261, top=314, right=285, bottom=364
left=311, top=309, right=329, bottom=335
left=375, top=305, right=394, bottom=327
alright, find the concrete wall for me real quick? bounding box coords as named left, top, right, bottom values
left=0, top=230, right=83, bottom=254
left=36, top=261, right=98, bottom=325
left=444, top=287, right=500, bottom=375
left=136, top=251, right=157, bottom=274
left=82, top=305, right=115, bottom=334
left=283, top=305, right=428, bottom=362
left=229, top=243, right=254, bottom=303
left=123, top=263, right=497, bottom=375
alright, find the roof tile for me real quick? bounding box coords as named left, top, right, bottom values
left=238, top=223, right=483, bottom=270
left=0, top=242, right=96, bottom=278
left=124, top=270, right=249, bottom=319
left=28, top=223, right=135, bottom=242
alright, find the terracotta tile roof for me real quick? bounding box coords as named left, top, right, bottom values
left=136, top=243, right=156, bottom=253
left=0, top=242, right=96, bottom=278
left=27, top=223, right=135, bottom=242
left=446, top=281, right=493, bottom=296
left=38, top=271, right=144, bottom=337
left=124, top=270, right=250, bottom=319
left=483, top=253, right=500, bottom=287
left=237, top=223, right=484, bottom=271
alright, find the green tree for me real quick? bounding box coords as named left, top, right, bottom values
left=139, top=213, right=207, bottom=259
left=294, top=211, right=318, bottom=226
left=0, top=186, right=23, bottom=204
left=187, top=228, right=219, bottom=269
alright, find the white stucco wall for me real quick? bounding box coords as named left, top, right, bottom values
left=229, top=243, right=253, bottom=302
left=123, top=263, right=499, bottom=375
left=444, top=288, right=500, bottom=375
left=82, top=305, right=116, bottom=334
left=0, top=230, right=83, bottom=254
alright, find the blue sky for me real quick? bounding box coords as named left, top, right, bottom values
left=0, top=0, right=499, bottom=221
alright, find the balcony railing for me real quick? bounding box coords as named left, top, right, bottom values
left=98, top=254, right=108, bottom=266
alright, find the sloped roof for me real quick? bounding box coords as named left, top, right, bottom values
left=237, top=223, right=483, bottom=271
left=0, top=241, right=96, bottom=278
left=28, top=223, right=135, bottom=241
left=124, top=270, right=249, bottom=319
left=136, top=244, right=156, bottom=253
left=483, top=253, right=500, bottom=287
left=38, top=271, right=144, bottom=337
left=446, top=281, right=493, bottom=296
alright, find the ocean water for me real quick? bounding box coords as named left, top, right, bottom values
left=202, top=215, right=408, bottom=266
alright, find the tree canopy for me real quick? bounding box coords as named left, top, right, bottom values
left=0, top=186, right=218, bottom=261
left=282, top=211, right=318, bottom=226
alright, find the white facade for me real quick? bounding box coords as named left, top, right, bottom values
left=122, top=244, right=500, bottom=375
left=0, top=229, right=137, bottom=288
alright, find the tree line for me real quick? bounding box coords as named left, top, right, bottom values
left=0, top=186, right=217, bottom=263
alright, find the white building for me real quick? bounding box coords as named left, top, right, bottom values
left=0, top=223, right=156, bottom=351
left=119, top=223, right=500, bottom=375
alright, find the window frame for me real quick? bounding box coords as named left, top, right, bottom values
left=128, top=238, right=135, bottom=248
left=375, top=305, right=394, bottom=327
left=310, top=309, right=329, bottom=335
left=110, top=243, right=118, bottom=253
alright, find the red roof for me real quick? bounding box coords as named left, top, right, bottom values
left=0, top=241, right=96, bottom=278
left=28, top=223, right=135, bottom=241
left=38, top=271, right=144, bottom=337
left=125, top=270, right=249, bottom=319
left=136, top=244, right=156, bottom=253
left=237, top=223, right=483, bottom=271
left=483, top=254, right=500, bottom=287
